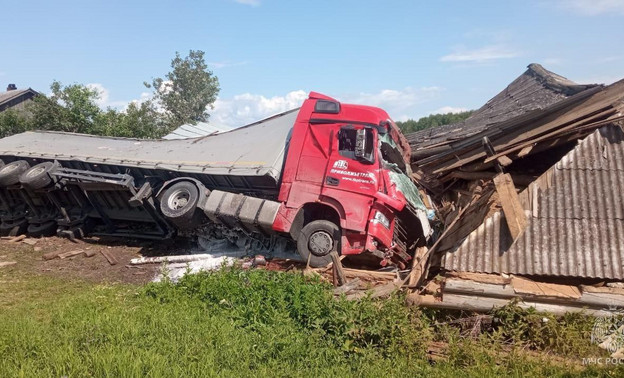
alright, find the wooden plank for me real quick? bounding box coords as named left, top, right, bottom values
left=330, top=251, right=346, bottom=286
left=100, top=249, right=118, bottom=265
left=58, top=250, right=84, bottom=259
left=511, top=276, right=581, bottom=299
left=43, top=251, right=64, bottom=260
left=0, top=261, right=17, bottom=268
left=493, top=173, right=527, bottom=240
left=496, top=155, right=513, bottom=167
left=407, top=292, right=617, bottom=317
left=8, top=235, right=26, bottom=243
left=408, top=246, right=429, bottom=287
left=445, top=271, right=511, bottom=285
left=84, top=250, right=97, bottom=258
left=22, top=238, right=38, bottom=246
left=483, top=107, right=619, bottom=164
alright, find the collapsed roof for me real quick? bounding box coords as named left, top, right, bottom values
left=407, top=64, right=624, bottom=194
left=407, top=63, right=599, bottom=154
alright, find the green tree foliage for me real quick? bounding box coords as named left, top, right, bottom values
left=0, top=50, right=220, bottom=139
left=145, top=50, right=220, bottom=129
left=396, top=110, right=474, bottom=134
left=0, top=81, right=168, bottom=139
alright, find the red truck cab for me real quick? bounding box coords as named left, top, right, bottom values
left=273, top=92, right=431, bottom=268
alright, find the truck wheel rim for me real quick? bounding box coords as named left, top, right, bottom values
left=168, top=189, right=190, bottom=210
left=27, top=166, right=45, bottom=177
left=2, top=164, right=18, bottom=174
left=309, top=230, right=333, bottom=256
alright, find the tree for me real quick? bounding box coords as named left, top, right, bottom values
left=145, top=50, right=220, bottom=130
left=0, top=81, right=169, bottom=139
left=28, top=81, right=102, bottom=134
left=396, top=110, right=474, bottom=134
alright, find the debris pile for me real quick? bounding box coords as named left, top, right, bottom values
left=403, top=63, right=624, bottom=318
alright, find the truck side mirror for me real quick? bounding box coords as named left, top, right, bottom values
left=355, top=128, right=375, bottom=164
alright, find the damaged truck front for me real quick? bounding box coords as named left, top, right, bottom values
left=0, top=92, right=432, bottom=268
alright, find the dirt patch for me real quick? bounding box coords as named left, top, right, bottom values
left=0, top=236, right=196, bottom=285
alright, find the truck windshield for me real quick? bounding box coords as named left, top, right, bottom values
left=379, top=133, right=425, bottom=210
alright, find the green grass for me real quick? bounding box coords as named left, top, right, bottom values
left=0, top=265, right=622, bottom=377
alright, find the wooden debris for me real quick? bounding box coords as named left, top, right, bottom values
left=445, top=271, right=511, bottom=285
left=408, top=246, right=428, bottom=288
left=330, top=251, right=346, bottom=287
left=0, top=261, right=17, bottom=268
left=100, top=249, right=118, bottom=265
left=21, top=238, right=38, bottom=246
left=3, top=235, right=27, bottom=243
left=407, top=276, right=624, bottom=316
left=58, top=250, right=84, bottom=259
left=493, top=173, right=527, bottom=240
left=511, top=276, right=581, bottom=299
left=84, top=250, right=97, bottom=258
left=43, top=250, right=64, bottom=260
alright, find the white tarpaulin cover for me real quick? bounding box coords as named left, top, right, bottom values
left=0, top=109, right=299, bottom=184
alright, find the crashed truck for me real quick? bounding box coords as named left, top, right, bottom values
left=0, top=92, right=432, bottom=268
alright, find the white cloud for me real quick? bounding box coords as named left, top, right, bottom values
left=440, top=45, right=520, bottom=63
left=210, top=90, right=307, bottom=127
left=431, top=106, right=468, bottom=115
left=341, top=87, right=443, bottom=122
left=207, top=61, right=248, bottom=69
left=87, top=83, right=128, bottom=109
left=556, top=0, right=624, bottom=15
left=233, top=0, right=260, bottom=6
left=543, top=58, right=562, bottom=66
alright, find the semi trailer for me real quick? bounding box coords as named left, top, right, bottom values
left=0, top=92, right=431, bottom=268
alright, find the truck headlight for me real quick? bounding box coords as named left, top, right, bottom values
left=373, top=211, right=390, bottom=229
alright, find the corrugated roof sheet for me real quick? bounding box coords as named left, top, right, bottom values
left=442, top=125, right=624, bottom=280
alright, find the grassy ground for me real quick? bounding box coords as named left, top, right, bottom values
left=1, top=258, right=623, bottom=377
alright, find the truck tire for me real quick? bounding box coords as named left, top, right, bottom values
left=0, top=160, right=30, bottom=187
left=297, top=220, right=340, bottom=268
left=0, top=218, right=28, bottom=236
left=19, top=162, right=57, bottom=190
left=27, top=221, right=57, bottom=237
left=160, top=181, right=201, bottom=229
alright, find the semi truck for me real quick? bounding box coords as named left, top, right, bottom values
left=0, top=92, right=431, bottom=268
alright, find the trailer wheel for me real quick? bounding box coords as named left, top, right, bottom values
left=297, top=220, right=340, bottom=268
left=0, top=218, right=28, bottom=237
left=0, top=160, right=30, bottom=187
left=27, top=221, right=57, bottom=237
left=160, top=181, right=201, bottom=229
left=19, top=162, right=58, bottom=190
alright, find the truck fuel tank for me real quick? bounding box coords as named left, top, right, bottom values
left=201, top=190, right=280, bottom=235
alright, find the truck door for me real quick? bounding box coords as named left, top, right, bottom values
left=322, top=125, right=380, bottom=230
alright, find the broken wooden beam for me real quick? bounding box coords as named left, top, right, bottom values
left=58, top=250, right=85, bottom=259
left=43, top=251, right=64, bottom=260
left=493, top=173, right=527, bottom=240
left=330, top=251, right=346, bottom=287
left=100, top=249, right=118, bottom=265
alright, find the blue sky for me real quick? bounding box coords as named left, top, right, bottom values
left=2, top=0, right=623, bottom=127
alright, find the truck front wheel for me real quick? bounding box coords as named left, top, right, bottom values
left=297, top=220, right=340, bottom=268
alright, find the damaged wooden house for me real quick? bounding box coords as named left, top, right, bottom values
left=405, top=63, right=624, bottom=316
